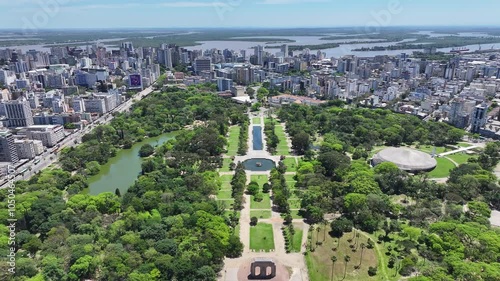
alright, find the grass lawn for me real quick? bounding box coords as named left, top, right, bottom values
left=428, top=157, right=456, bottom=178
left=285, top=174, right=296, bottom=182
left=217, top=190, right=233, bottom=200
left=217, top=199, right=235, bottom=209
left=288, top=181, right=296, bottom=189
left=417, top=145, right=448, bottom=154
left=220, top=158, right=233, bottom=172
left=221, top=181, right=231, bottom=190
left=250, top=193, right=271, bottom=209
left=284, top=224, right=303, bottom=253
left=250, top=210, right=272, bottom=219
left=290, top=210, right=303, bottom=219
left=250, top=223, right=275, bottom=252
left=447, top=153, right=473, bottom=165
left=457, top=142, right=472, bottom=148
left=251, top=175, right=269, bottom=187
left=226, top=126, right=240, bottom=156
left=283, top=157, right=297, bottom=172
left=289, top=199, right=301, bottom=209
left=252, top=117, right=262, bottom=124
left=220, top=175, right=233, bottom=182
left=306, top=227, right=379, bottom=281
left=224, top=210, right=240, bottom=219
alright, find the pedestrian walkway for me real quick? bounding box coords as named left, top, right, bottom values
left=218, top=108, right=309, bottom=281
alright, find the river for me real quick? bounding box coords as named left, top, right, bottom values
left=88, top=132, right=177, bottom=195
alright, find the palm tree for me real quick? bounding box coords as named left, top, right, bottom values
left=331, top=256, right=337, bottom=281
left=323, top=220, right=328, bottom=242
left=316, top=226, right=321, bottom=246
left=343, top=255, right=351, bottom=280
left=309, top=226, right=315, bottom=250
left=359, top=243, right=366, bottom=267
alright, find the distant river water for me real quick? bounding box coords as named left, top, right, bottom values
left=88, top=132, right=177, bottom=195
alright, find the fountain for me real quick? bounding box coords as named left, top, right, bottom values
left=243, top=159, right=275, bottom=171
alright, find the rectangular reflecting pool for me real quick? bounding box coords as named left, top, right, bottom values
left=253, top=126, right=263, bottom=150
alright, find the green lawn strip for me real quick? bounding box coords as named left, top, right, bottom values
left=226, top=126, right=240, bottom=156
left=283, top=157, right=297, bottom=172
left=250, top=175, right=269, bottom=187
left=360, top=230, right=402, bottom=281
left=250, top=193, right=271, bottom=209
left=252, top=117, right=262, bottom=124
left=291, top=225, right=303, bottom=252
left=276, top=149, right=291, bottom=156
left=220, top=158, right=233, bottom=172
left=217, top=199, right=235, bottom=209
left=217, top=190, right=233, bottom=200
left=221, top=181, right=231, bottom=190
left=290, top=210, right=303, bottom=219
left=289, top=199, right=301, bottom=209
left=457, top=142, right=472, bottom=148
left=428, top=157, right=456, bottom=178
left=287, top=181, right=296, bottom=189
left=250, top=223, right=275, bottom=252
left=285, top=174, right=296, bottom=182
left=224, top=210, right=240, bottom=219
left=220, top=175, right=233, bottom=182
left=447, top=152, right=473, bottom=165
left=250, top=210, right=272, bottom=219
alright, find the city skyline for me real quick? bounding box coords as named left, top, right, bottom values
left=1, top=0, right=500, bottom=29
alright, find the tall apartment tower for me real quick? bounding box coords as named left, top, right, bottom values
left=471, top=104, right=488, bottom=133
left=0, top=130, right=19, bottom=163
left=5, top=98, right=34, bottom=128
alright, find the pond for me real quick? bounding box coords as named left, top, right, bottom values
left=253, top=126, right=263, bottom=151
left=88, top=132, right=177, bottom=195
left=243, top=158, right=276, bottom=172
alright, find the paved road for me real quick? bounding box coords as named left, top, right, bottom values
left=0, top=86, right=156, bottom=188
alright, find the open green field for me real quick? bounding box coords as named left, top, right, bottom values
left=289, top=199, right=301, bottom=209
left=283, top=157, right=298, bottom=172
left=285, top=224, right=304, bottom=253
left=428, top=157, right=456, bottom=178
left=220, top=175, right=233, bottom=182
left=251, top=175, right=269, bottom=187
left=306, top=227, right=379, bottom=281
left=226, top=126, right=240, bottom=156
left=417, top=145, right=448, bottom=154
left=250, top=223, right=275, bottom=252
left=457, top=142, right=472, bottom=148
left=220, top=158, right=233, bottom=172
left=447, top=153, right=474, bottom=165
left=252, top=117, right=262, bottom=124
left=250, top=210, right=272, bottom=219
left=285, top=174, right=296, bottom=182
left=224, top=210, right=240, bottom=219
left=250, top=193, right=271, bottom=209
left=217, top=199, right=235, bottom=209
left=217, top=190, right=233, bottom=200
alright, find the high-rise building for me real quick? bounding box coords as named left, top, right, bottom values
left=194, top=58, right=212, bottom=74
left=158, top=48, right=173, bottom=69
left=471, top=104, right=488, bottom=133
left=254, top=45, right=264, bottom=65
left=281, top=44, right=289, bottom=58
left=0, top=130, right=18, bottom=163
left=5, top=99, right=34, bottom=127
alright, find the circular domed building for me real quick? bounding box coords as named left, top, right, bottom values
left=372, top=147, right=437, bottom=173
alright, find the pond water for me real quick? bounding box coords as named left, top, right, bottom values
left=243, top=158, right=276, bottom=172
left=253, top=126, right=263, bottom=151
left=88, top=132, right=177, bottom=195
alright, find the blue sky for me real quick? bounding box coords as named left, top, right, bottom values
left=2, top=0, right=499, bottom=29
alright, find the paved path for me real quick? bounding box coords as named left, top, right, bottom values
left=438, top=145, right=479, bottom=157
left=219, top=108, right=308, bottom=281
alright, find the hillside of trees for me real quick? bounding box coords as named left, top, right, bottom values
left=0, top=87, right=247, bottom=281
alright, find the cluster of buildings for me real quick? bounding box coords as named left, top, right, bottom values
left=2, top=38, right=500, bottom=172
